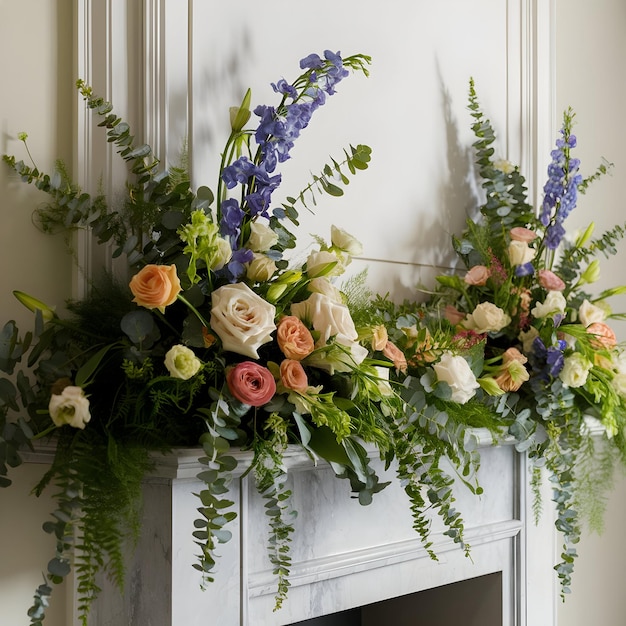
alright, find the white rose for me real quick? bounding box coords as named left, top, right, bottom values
left=559, top=353, right=593, bottom=388
left=508, top=241, right=535, bottom=266
left=432, top=352, right=480, bottom=404
left=531, top=290, right=567, bottom=319
left=307, top=277, right=344, bottom=303
left=306, top=250, right=344, bottom=278
left=210, top=282, right=276, bottom=358
left=210, top=237, right=233, bottom=271
left=164, top=344, right=202, bottom=380
left=247, top=221, right=278, bottom=252
left=518, top=326, right=539, bottom=353
left=49, top=386, right=91, bottom=429
left=578, top=299, right=606, bottom=327
left=246, top=253, right=277, bottom=282
left=463, top=302, right=511, bottom=334
left=330, top=225, right=363, bottom=256
left=290, top=292, right=358, bottom=347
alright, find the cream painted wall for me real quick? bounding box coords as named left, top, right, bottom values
left=1, top=1, right=625, bottom=625
left=555, top=1, right=626, bottom=624
left=0, top=1, right=73, bottom=624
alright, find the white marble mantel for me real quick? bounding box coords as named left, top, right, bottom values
left=84, top=430, right=559, bottom=626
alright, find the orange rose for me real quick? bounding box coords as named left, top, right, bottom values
left=280, top=359, right=309, bottom=392
left=129, top=264, right=181, bottom=313
left=587, top=322, right=617, bottom=349
left=277, top=315, right=315, bottom=360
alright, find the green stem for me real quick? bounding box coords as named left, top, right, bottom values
left=177, top=293, right=210, bottom=328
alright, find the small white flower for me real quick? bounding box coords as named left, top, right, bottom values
left=164, top=345, right=202, bottom=380
left=49, top=386, right=91, bottom=429
left=531, top=291, right=567, bottom=319
left=432, top=352, right=480, bottom=404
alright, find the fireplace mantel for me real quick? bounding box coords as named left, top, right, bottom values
left=81, top=430, right=558, bottom=626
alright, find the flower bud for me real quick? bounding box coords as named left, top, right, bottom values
left=581, top=259, right=600, bottom=285
left=13, top=290, right=56, bottom=322
left=574, top=222, right=595, bottom=248
left=229, top=88, right=252, bottom=132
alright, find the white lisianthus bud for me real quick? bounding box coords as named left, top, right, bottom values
left=578, top=299, right=606, bottom=327
left=307, top=277, right=344, bottom=303
left=306, top=250, right=344, bottom=278
left=246, top=253, right=277, bottom=282
left=248, top=221, right=279, bottom=252
left=210, top=237, right=233, bottom=271
left=330, top=225, right=363, bottom=256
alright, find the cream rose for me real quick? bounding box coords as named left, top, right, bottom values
left=432, top=353, right=480, bottom=404
left=247, top=221, right=279, bottom=252
left=578, top=299, right=606, bottom=327
left=531, top=290, right=567, bottom=319
left=463, top=302, right=511, bottom=334
left=306, top=250, right=344, bottom=278
left=559, top=353, right=593, bottom=388
left=612, top=373, right=626, bottom=398
left=164, top=345, right=202, bottom=380
left=508, top=240, right=535, bottom=266
left=371, top=324, right=388, bottom=351
left=210, top=282, right=276, bottom=358
left=330, top=225, right=363, bottom=256
left=518, top=326, right=540, bottom=353
left=49, top=386, right=91, bottom=429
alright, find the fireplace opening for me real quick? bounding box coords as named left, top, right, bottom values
left=289, top=572, right=503, bottom=626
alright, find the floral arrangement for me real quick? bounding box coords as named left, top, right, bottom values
left=2, top=51, right=625, bottom=625
left=372, top=78, right=626, bottom=596
left=0, top=51, right=492, bottom=625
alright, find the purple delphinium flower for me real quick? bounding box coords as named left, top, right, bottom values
left=220, top=198, right=244, bottom=242
left=539, top=117, right=583, bottom=250
left=218, top=248, right=254, bottom=283
left=530, top=336, right=567, bottom=379
left=514, top=262, right=535, bottom=277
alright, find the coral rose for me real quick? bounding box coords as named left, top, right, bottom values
left=129, top=264, right=181, bottom=313
left=277, top=316, right=315, bottom=360
left=226, top=361, right=276, bottom=406
left=280, top=359, right=309, bottom=392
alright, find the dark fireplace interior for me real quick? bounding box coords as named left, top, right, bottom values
left=290, top=572, right=502, bottom=626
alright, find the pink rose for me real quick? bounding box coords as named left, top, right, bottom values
left=464, top=265, right=490, bottom=286
left=277, top=316, right=315, bottom=360
left=227, top=361, right=276, bottom=406
left=509, top=227, right=537, bottom=243
left=129, top=264, right=181, bottom=313
left=538, top=269, right=565, bottom=292
left=280, top=359, right=309, bottom=392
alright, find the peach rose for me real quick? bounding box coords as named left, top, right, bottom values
left=587, top=322, right=617, bottom=349
left=538, top=269, right=565, bottom=292
left=383, top=340, right=407, bottom=374
left=277, top=316, right=315, bottom=360
left=129, top=264, right=181, bottom=313
left=280, top=359, right=309, bottom=392
left=464, top=265, right=490, bottom=286
left=226, top=361, right=276, bottom=406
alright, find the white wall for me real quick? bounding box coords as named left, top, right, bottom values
left=555, top=1, right=626, bottom=624
left=1, top=1, right=625, bottom=624
left=0, top=1, right=73, bottom=624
